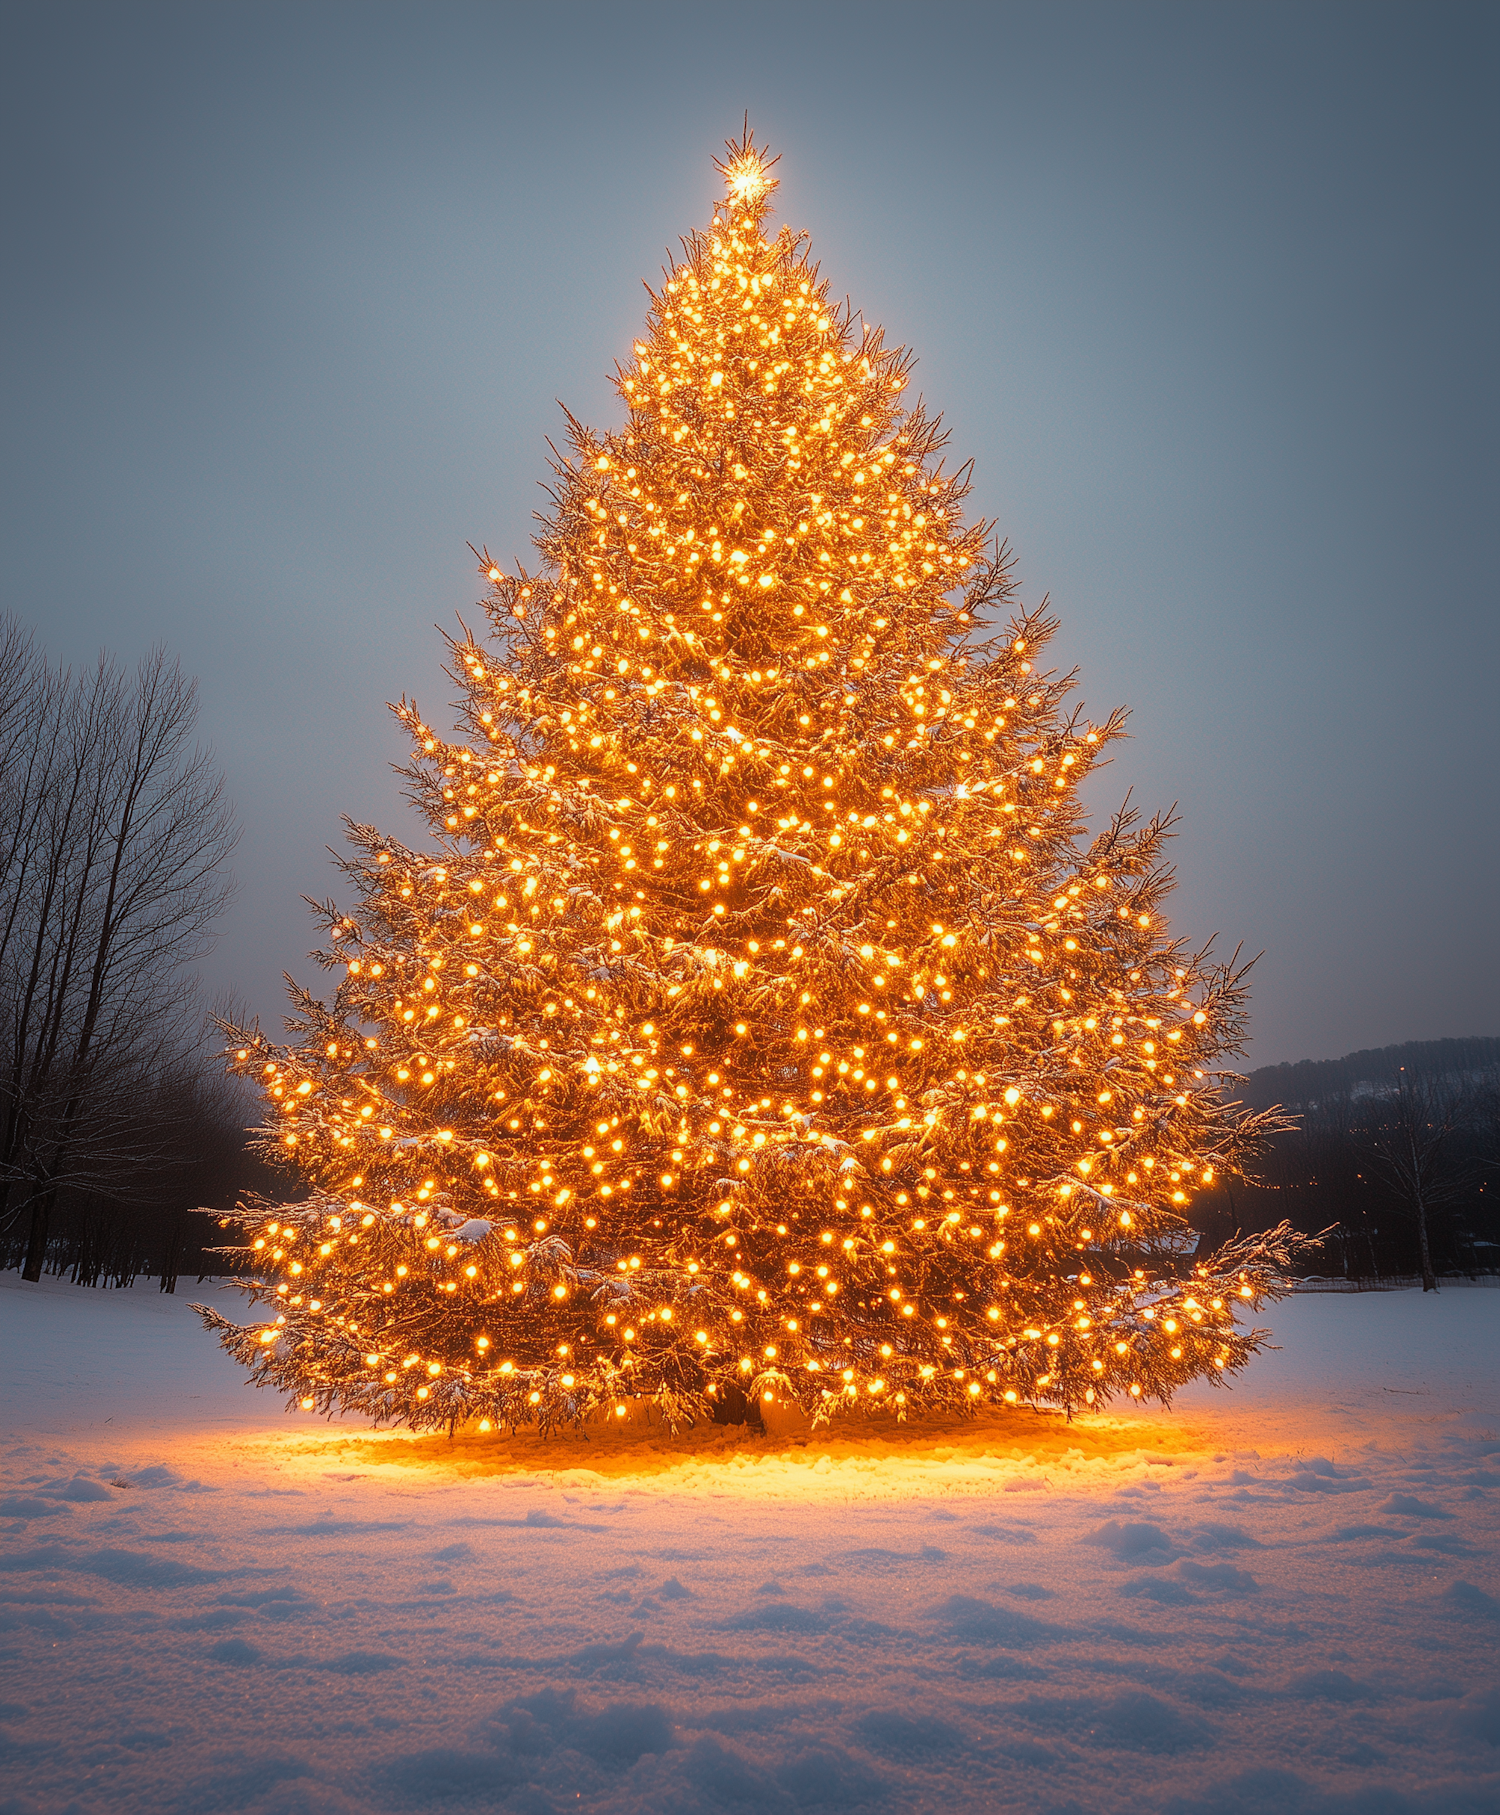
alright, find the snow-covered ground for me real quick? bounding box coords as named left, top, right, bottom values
left=1, top=1273, right=1496, bottom=1814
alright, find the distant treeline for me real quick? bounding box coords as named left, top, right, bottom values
left=1237, top=1037, right=1500, bottom=1113
left=1195, top=1037, right=1499, bottom=1288
left=0, top=1067, right=271, bottom=1290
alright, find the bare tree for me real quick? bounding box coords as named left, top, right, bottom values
left=1358, top=1068, right=1475, bottom=1292
left=0, top=621, right=240, bottom=1277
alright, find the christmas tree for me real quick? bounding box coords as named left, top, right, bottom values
left=200, top=132, right=1301, bottom=1432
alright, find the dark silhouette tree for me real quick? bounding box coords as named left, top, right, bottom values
left=0, top=619, right=239, bottom=1278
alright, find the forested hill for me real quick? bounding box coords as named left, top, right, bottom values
left=1240, top=1037, right=1500, bottom=1111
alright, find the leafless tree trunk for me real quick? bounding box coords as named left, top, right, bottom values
left=0, top=619, right=239, bottom=1277
left=1360, top=1069, right=1473, bottom=1293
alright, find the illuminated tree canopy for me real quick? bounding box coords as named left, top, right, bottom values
left=200, top=132, right=1300, bottom=1432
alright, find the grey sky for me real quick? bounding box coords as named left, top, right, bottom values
left=3, top=1, right=1495, bottom=1067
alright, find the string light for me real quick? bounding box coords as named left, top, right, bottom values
left=199, top=130, right=1305, bottom=1433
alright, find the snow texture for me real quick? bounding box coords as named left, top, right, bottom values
left=1, top=1270, right=1496, bottom=1813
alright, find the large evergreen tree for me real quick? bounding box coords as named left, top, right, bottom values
left=201, top=135, right=1299, bottom=1431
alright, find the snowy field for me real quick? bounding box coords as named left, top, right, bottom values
left=1, top=1273, right=1497, bottom=1815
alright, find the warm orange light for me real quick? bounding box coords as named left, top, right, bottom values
left=202, top=126, right=1301, bottom=1439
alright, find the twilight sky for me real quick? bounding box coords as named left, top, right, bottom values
left=2, top=1, right=1495, bottom=1067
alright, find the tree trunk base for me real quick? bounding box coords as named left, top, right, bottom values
left=20, top=1199, right=51, bottom=1282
